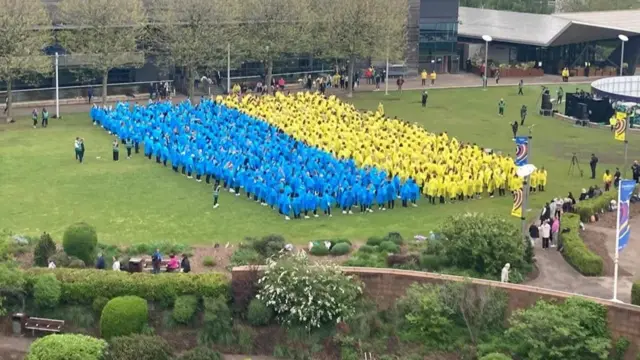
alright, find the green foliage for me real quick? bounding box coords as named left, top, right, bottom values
left=480, top=353, right=512, bottom=360
left=366, top=236, right=384, bottom=246
left=33, top=274, right=62, bottom=309
left=258, top=252, right=363, bottom=330
left=176, top=347, right=223, bottom=360
left=229, top=247, right=264, bottom=268
left=357, top=244, right=378, bottom=253
left=25, top=334, right=107, bottom=360
left=561, top=213, right=603, bottom=276
left=632, top=282, right=640, bottom=306
left=33, top=232, right=57, bottom=267
left=343, top=252, right=387, bottom=268
left=612, top=336, right=630, bottom=360
left=251, top=234, right=286, bottom=258
left=330, top=242, right=351, bottom=255
left=574, top=191, right=618, bottom=222
left=335, top=238, right=352, bottom=246
left=125, top=240, right=191, bottom=256
left=341, top=346, right=359, bottom=360
left=100, top=296, right=149, bottom=340
left=92, top=296, right=109, bottom=314
left=199, top=296, right=234, bottom=346
left=378, top=241, right=400, bottom=254
left=502, top=297, right=611, bottom=360
left=202, top=256, right=216, bottom=267
left=438, top=213, right=526, bottom=277
left=385, top=232, right=404, bottom=245
left=234, top=323, right=255, bottom=353
left=419, top=254, right=448, bottom=271
left=24, top=268, right=229, bottom=305
left=48, top=251, right=71, bottom=267
left=106, top=335, right=172, bottom=360
left=172, top=295, right=198, bottom=324
left=62, top=222, right=98, bottom=265
left=68, top=258, right=86, bottom=268
left=0, top=264, right=26, bottom=316
left=247, top=298, right=274, bottom=326
left=309, top=243, right=330, bottom=256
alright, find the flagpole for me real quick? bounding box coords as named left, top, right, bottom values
left=226, top=43, right=231, bottom=94
left=385, top=52, right=390, bottom=96
left=612, top=183, right=623, bottom=302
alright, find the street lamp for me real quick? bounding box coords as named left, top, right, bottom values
left=482, top=35, right=493, bottom=88
left=619, top=34, right=629, bottom=76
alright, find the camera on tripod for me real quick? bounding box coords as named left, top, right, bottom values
left=569, top=152, right=583, bottom=177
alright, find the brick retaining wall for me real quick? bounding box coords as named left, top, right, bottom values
left=232, top=266, right=640, bottom=359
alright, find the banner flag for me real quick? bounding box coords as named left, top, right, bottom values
left=617, top=180, right=635, bottom=251
left=511, top=188, right=523, bottom=218
left=615, top=112, right=627, bottom=142
left=514, top=136, right=529, bottom=166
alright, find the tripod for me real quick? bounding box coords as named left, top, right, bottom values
left=568, top=153, right=584, bottom=177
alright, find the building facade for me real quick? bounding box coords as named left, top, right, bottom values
left=409, top=0, right=460, bottom=73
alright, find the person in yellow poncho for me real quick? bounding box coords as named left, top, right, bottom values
left=430, top=71, right=437, bottom=85
left=421, top=70, right=428, bottom=86
left=538, top=167, right=547, bottom=192
left=603, top=169, right=613, bottom=191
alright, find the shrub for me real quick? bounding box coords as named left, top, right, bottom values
left=92, top=296, right=109, bottom=314
left=100, top=296, right=148, bottom=339
left=0, top=264, right=26, bottom=316
left=172, top=295, right=198, bottom=324
left=247, top=298, right=273, bottom=326
left=199, top=296, right=234, bottom=346
left=33, top=232, right=57, bottom=267
left=62, top=222, right=98, bottom=265
left=252, top=234, right=286, bottom=258
left=480, top=353, right=512, bottom=360
left=176, top=347, right=223, bottom=360
left=344, top=252, right=387, bottom=268
left=366, top=236, right=384, bottom=246
left=632, top=282, right=640, bottom=305
left=330, top=242, right=351, bottom=255
left=25, top=334, right=106, bottom=360
left=229, top=247, right=264, bottom=268
left=24, top=268, right=229, bottom=305
left=335, top=238, right=352, bottom=246
left=202, top=256, right=216, bottom=267
left=385, top=232, right=404, bottom=245
left=68, top=258, right=86, bottom=268
left=574, top=191, right=618, bottom=222
left=419, top=254, right=448, bottom=271
left=613, top=336, right=630, bottom=360
left=357, top=244, right=378, bottom=253
left=438, top=213, right=525, bottom=277
left=561, top=213, right=603, bottom=276
left=48, top=251, right=71, bottom=267
left=106, top=335, right=172, bottom=360
left=379, top=240, right=400, bottom=254
left=33, top=274, right=61, bottom=309
left=257, top=252, right=363, bottom=330
left=309, top=242, right=330, bottom=256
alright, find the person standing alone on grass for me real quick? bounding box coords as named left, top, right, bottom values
left=430, top=71, right=437, bottom=85
left=421, top=69, right=427, bottom=86
left=32, top=109, right=38, bottom=128
left=213, top=183, right=221, bottom=209
left=511, top=121, right=519, bottom=138
left=41, top=108, right=49, bottom=127
left=590, top=154, right=598, bottom=179
left=518, top=79, right=524, bottom=95
left=520, top=105, right=527, bottom=125
left=397, top=77, right=404, bottom=92
left=498, top=98, right=505, bottom=116
left=78, top=138, right=85, bottom=163
left=74, top=137, right=81, bottom=161
left=556, top=86, right=564, bottom=104
left=126, top=138, right=133, bottom=159
left=112, top=139, right=120, bottom=161
left=421, top=90, right=428, bottom=107
left=603, top=169, right=613, bottom=191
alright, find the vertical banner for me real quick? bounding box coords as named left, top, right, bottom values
left=617, top=180, right=635, bottom=251
left=615, top=112, right=627, bottom=142
left=511, top=188, right=523, bottom=218
left=514, top=136, right=529, bottom=166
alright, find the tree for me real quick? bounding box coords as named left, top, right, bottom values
left=57, top=0, right=146, bottom=104
left=235, top=0, right=312, bottom=89
left=325, top=0, right=408, bottom=97
left=557, top=0, right=640, bottom=12
left=151, top=0, right=239, bottom=98
left=0, top=0, right=52, bottom=122
left=0, top=264, right=26, bottom=316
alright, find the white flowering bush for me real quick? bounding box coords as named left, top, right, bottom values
left=256, top=251, right=363, bottom=330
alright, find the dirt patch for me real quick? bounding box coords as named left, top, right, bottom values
left=581, top=229, right=631, bottom=277
left=589, top=202, right=640, bottom=230
left=190, top=245, right=236, bottom=274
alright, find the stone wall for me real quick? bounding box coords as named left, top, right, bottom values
left=232, top=266, right=640, bottom=359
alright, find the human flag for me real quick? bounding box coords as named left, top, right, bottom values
left=511, top=188, right=523, bottom=218
left=514, top=136, right=529, bottom=166
left=617, top=180, right=635, bottom=251
left=615, top=112, right=627, bottom=142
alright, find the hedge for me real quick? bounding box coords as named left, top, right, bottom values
left=24, top=268, right=229, bottom=305
left=100, top=296, right=148, bottom=339
left=106, top=335, right=173, bottom=360
left=561, top=213, right=603, bottom=276
left=33, top=274, right=61, bottom=309
left=573, top=187, right=637, bottom=222
left=26, top=334, right=107, bottom=360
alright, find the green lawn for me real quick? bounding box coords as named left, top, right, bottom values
left=1, top=84, right=637, bottom=245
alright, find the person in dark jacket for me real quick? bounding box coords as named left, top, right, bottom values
left=96, top=253, right=105, bottom=270
left=181, top=254, right=191, bottom=273
left=528, top=223, right=539, bottom=247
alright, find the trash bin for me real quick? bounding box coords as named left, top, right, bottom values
left=12, top=313, right=26, bottom=335
left=128, top=258, right=143, bottom=273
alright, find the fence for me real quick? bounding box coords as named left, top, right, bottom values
left=592, top=76, right=640, bottom=102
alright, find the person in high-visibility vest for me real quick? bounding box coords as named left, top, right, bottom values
left=610, top=115, right=617, bottom=132
left=421, top=70, right=428, bottom=86
left=430, top=71, right=437, bottom=85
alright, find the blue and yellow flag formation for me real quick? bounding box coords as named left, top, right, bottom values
left=615, top=112, right=627, bottom=142
left=511, top=188, right=523, bottom=218
left=617, top=180, right=635, bottom=251
left=514, top=136, right=529, bottom=166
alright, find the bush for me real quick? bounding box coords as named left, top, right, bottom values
left=385, top=232, right=404, bottom=245
left=48, top=251, right=71, bottom=267
left=335, top=238, right=352, bottom=246
left=172, top=295, right=198, bottom=324
left=229, top=246, right=264, bottom=268
left=251, top=234, right=286, bottom=258
left=379, top=240, right=400, bottom=254
left=33, top=232, right=57, bottom=267
left=480, top=353, right=512, bottom=360
left=561, top=213, right=603, bottom=276
left=309, top=242, right=330, bottom=256
left=176, top=347, right=223, bottom=360
left=247, top=298, right=273, bottom=326
left=33, top=274, right=61, bottom=309
left=257, top=252, right=363, bottom=330
left=68, top=258, right=86, bottom=268
left=100, top=296, right=149, bottom=339
left=25, top=334, right=106, bottom=360
left=632, top=282, right=640, bottom=305
left=106, top=335, right=172, bottom=360
left=330, top=242, right=351, bottom=255
left=199, top=296, right=235, bottom=346
left=24, top=268, right=229, bottom=305
left=613, top=336, right=630, bottom=360
left=62, top=222, right=98, bottom=265
left=344, top=252, right=387, bottom=268
left=202, top=256, right=216, bottom=267
left=357, top=244, right=378, bottom=253
left=574, top=191, right=618, bottom=222
left=438, top=213, right=526, bottom=277
left=0, top=264, right=26, bottom=316
left=366, top=236, right=384, bottom=246
left=419, top=254, right=448, bottom=271
left=92, top=296, right=109, bottom=314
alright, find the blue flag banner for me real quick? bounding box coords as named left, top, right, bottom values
left=617, top=180, right=635, bottom=251
left=514, top=136, right=529, bottom=166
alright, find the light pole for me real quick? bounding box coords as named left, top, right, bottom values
left=619, top=34, right=629, bottom=76
left=482, top=35, right=493, bottom=88
left=226, top=43, right=231, bottom=94
left=55, top=52, right=60, bottom=118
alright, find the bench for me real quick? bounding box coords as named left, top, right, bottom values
left=24, top=317, right=64, bottom=335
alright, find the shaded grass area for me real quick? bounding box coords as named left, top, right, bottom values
left=1, top=84, right=637, bottom=245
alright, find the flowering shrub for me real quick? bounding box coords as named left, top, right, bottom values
left=257, top=252, right=363, bottom=330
